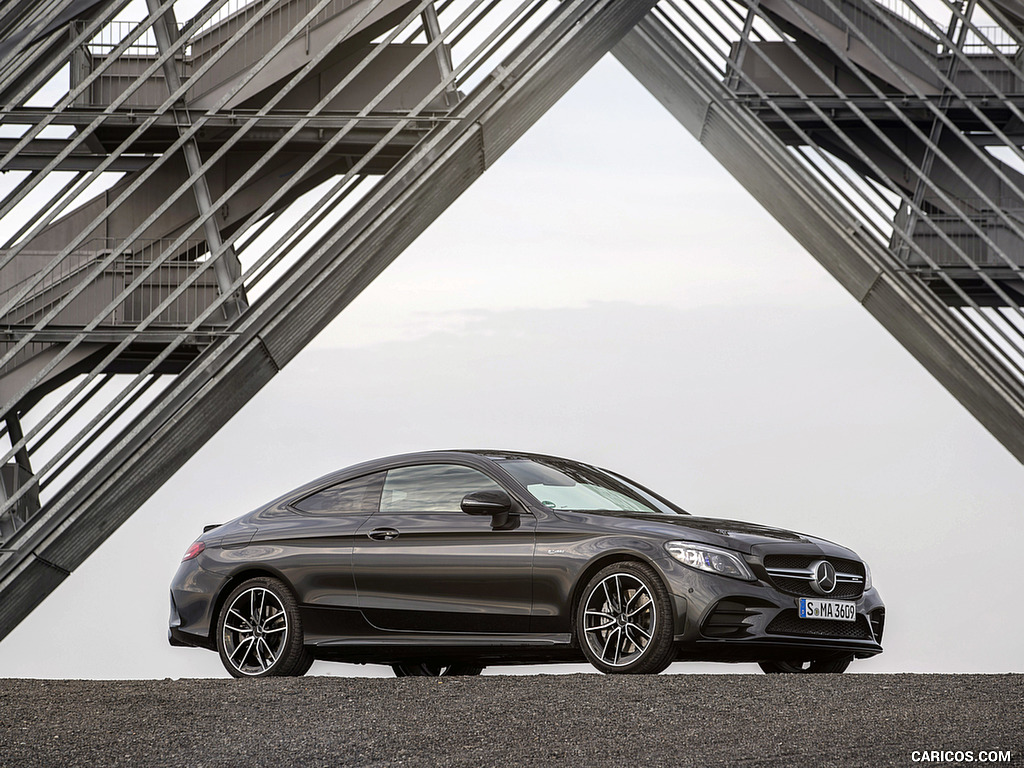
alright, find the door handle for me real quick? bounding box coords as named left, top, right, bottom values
left=367, top=527, right=400, bottom=541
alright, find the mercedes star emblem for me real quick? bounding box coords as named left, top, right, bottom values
left=810, top=560, right=837, bottom=595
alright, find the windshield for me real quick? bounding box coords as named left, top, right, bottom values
left=497, top=458, right=685, bottom=515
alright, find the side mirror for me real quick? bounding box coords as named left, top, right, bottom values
left=461, top=490, right=514, bottom=529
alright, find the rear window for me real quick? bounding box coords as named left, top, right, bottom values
left=292, top=472, right=385, bottom=515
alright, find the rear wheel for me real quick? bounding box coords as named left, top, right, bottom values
left=217, top=577, right=313, bottom=678
left=576, top=561, right=676, bottom=674
left=758, top=656, right=852, bottom=674
left=391, top=662, right=485, bottom=677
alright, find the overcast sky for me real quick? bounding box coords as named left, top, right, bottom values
left=2, top=53, right=1023, bottom=678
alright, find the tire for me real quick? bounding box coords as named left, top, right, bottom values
left=391, top=662, right=485, bottom=677
left=758, top=655, right=852, bottom=674
left=217, top=576, right=313, bottom=678
left=576, top=561, right=676, bottom=674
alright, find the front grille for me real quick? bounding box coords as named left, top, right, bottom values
left=700, top=598, right=773, bottom=638
left=762, top=554, right=866, bottom=600
left=767, top=576, right=863, bottom=600
left=766, top=610, right=873, bottom=640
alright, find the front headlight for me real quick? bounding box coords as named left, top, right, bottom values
left=863, top=562, right=872, bottom=590
left=665, top=541, right=755, bottom=581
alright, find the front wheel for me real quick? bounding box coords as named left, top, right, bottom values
left=576, top=561, right=676, bottom=674
left=392, top=663, right=484, bottom=677
left=758, top=656, right=852, bottom=674
left=217, top=576, right=313, bottom=678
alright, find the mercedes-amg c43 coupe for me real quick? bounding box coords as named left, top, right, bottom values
left=169, top=450, right=884, bottom=677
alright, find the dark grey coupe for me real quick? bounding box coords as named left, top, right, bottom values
left=169, top=450, right=884, bottom=677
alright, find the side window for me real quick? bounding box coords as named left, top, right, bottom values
left=292, top=472, right=385, bottom=515
left=380, top=464, right=503, bottom=513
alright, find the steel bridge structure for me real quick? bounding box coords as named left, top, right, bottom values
left=3, top=0, right=1024, bottom=640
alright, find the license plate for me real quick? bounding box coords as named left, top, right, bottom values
left=798, top=598, right=856, bottom=622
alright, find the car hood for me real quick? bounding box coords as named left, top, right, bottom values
left=665, top=515, right=824, bottom=545
left=565, top=512, right=858, bottom=558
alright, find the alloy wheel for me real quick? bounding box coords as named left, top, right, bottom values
left=582, top=572, right=656, bottom=668
left=221, top=587, right=289, bottom=676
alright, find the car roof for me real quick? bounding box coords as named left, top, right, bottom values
left=331, top=448, right=586, bottom=477
left=453, top=449, right=583, bottom=462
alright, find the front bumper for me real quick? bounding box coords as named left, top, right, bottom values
left=656, top=555, right=885, bottom=663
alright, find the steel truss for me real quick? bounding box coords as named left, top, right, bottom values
left=613, top=0, right=1024, bottom=461
left=3, top=0, right=1024, bottom=642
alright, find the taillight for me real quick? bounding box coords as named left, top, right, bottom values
left=181, top=541, right=205, bottom=562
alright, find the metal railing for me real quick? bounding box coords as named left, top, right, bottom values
left=77, top=20, right=169, bottom=56
left=188, top=0, right=368, bottom=81
left=871, top=0, right=936, bottom=36
left=0, top=238, right=213, bottom=327
left=963, top=24, right=1018, bottom=54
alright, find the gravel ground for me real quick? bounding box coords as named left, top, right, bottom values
left=1, top=674, right=1021, bottom=767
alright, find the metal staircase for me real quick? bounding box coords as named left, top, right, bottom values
left=611, top=0, right=1024, bottom=460
left=0, top=0, right=659, bottom=638
left=4, top=0, right=1024, bottom=642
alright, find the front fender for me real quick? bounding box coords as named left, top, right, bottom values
left=530, top=533, right=675, bottom=634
